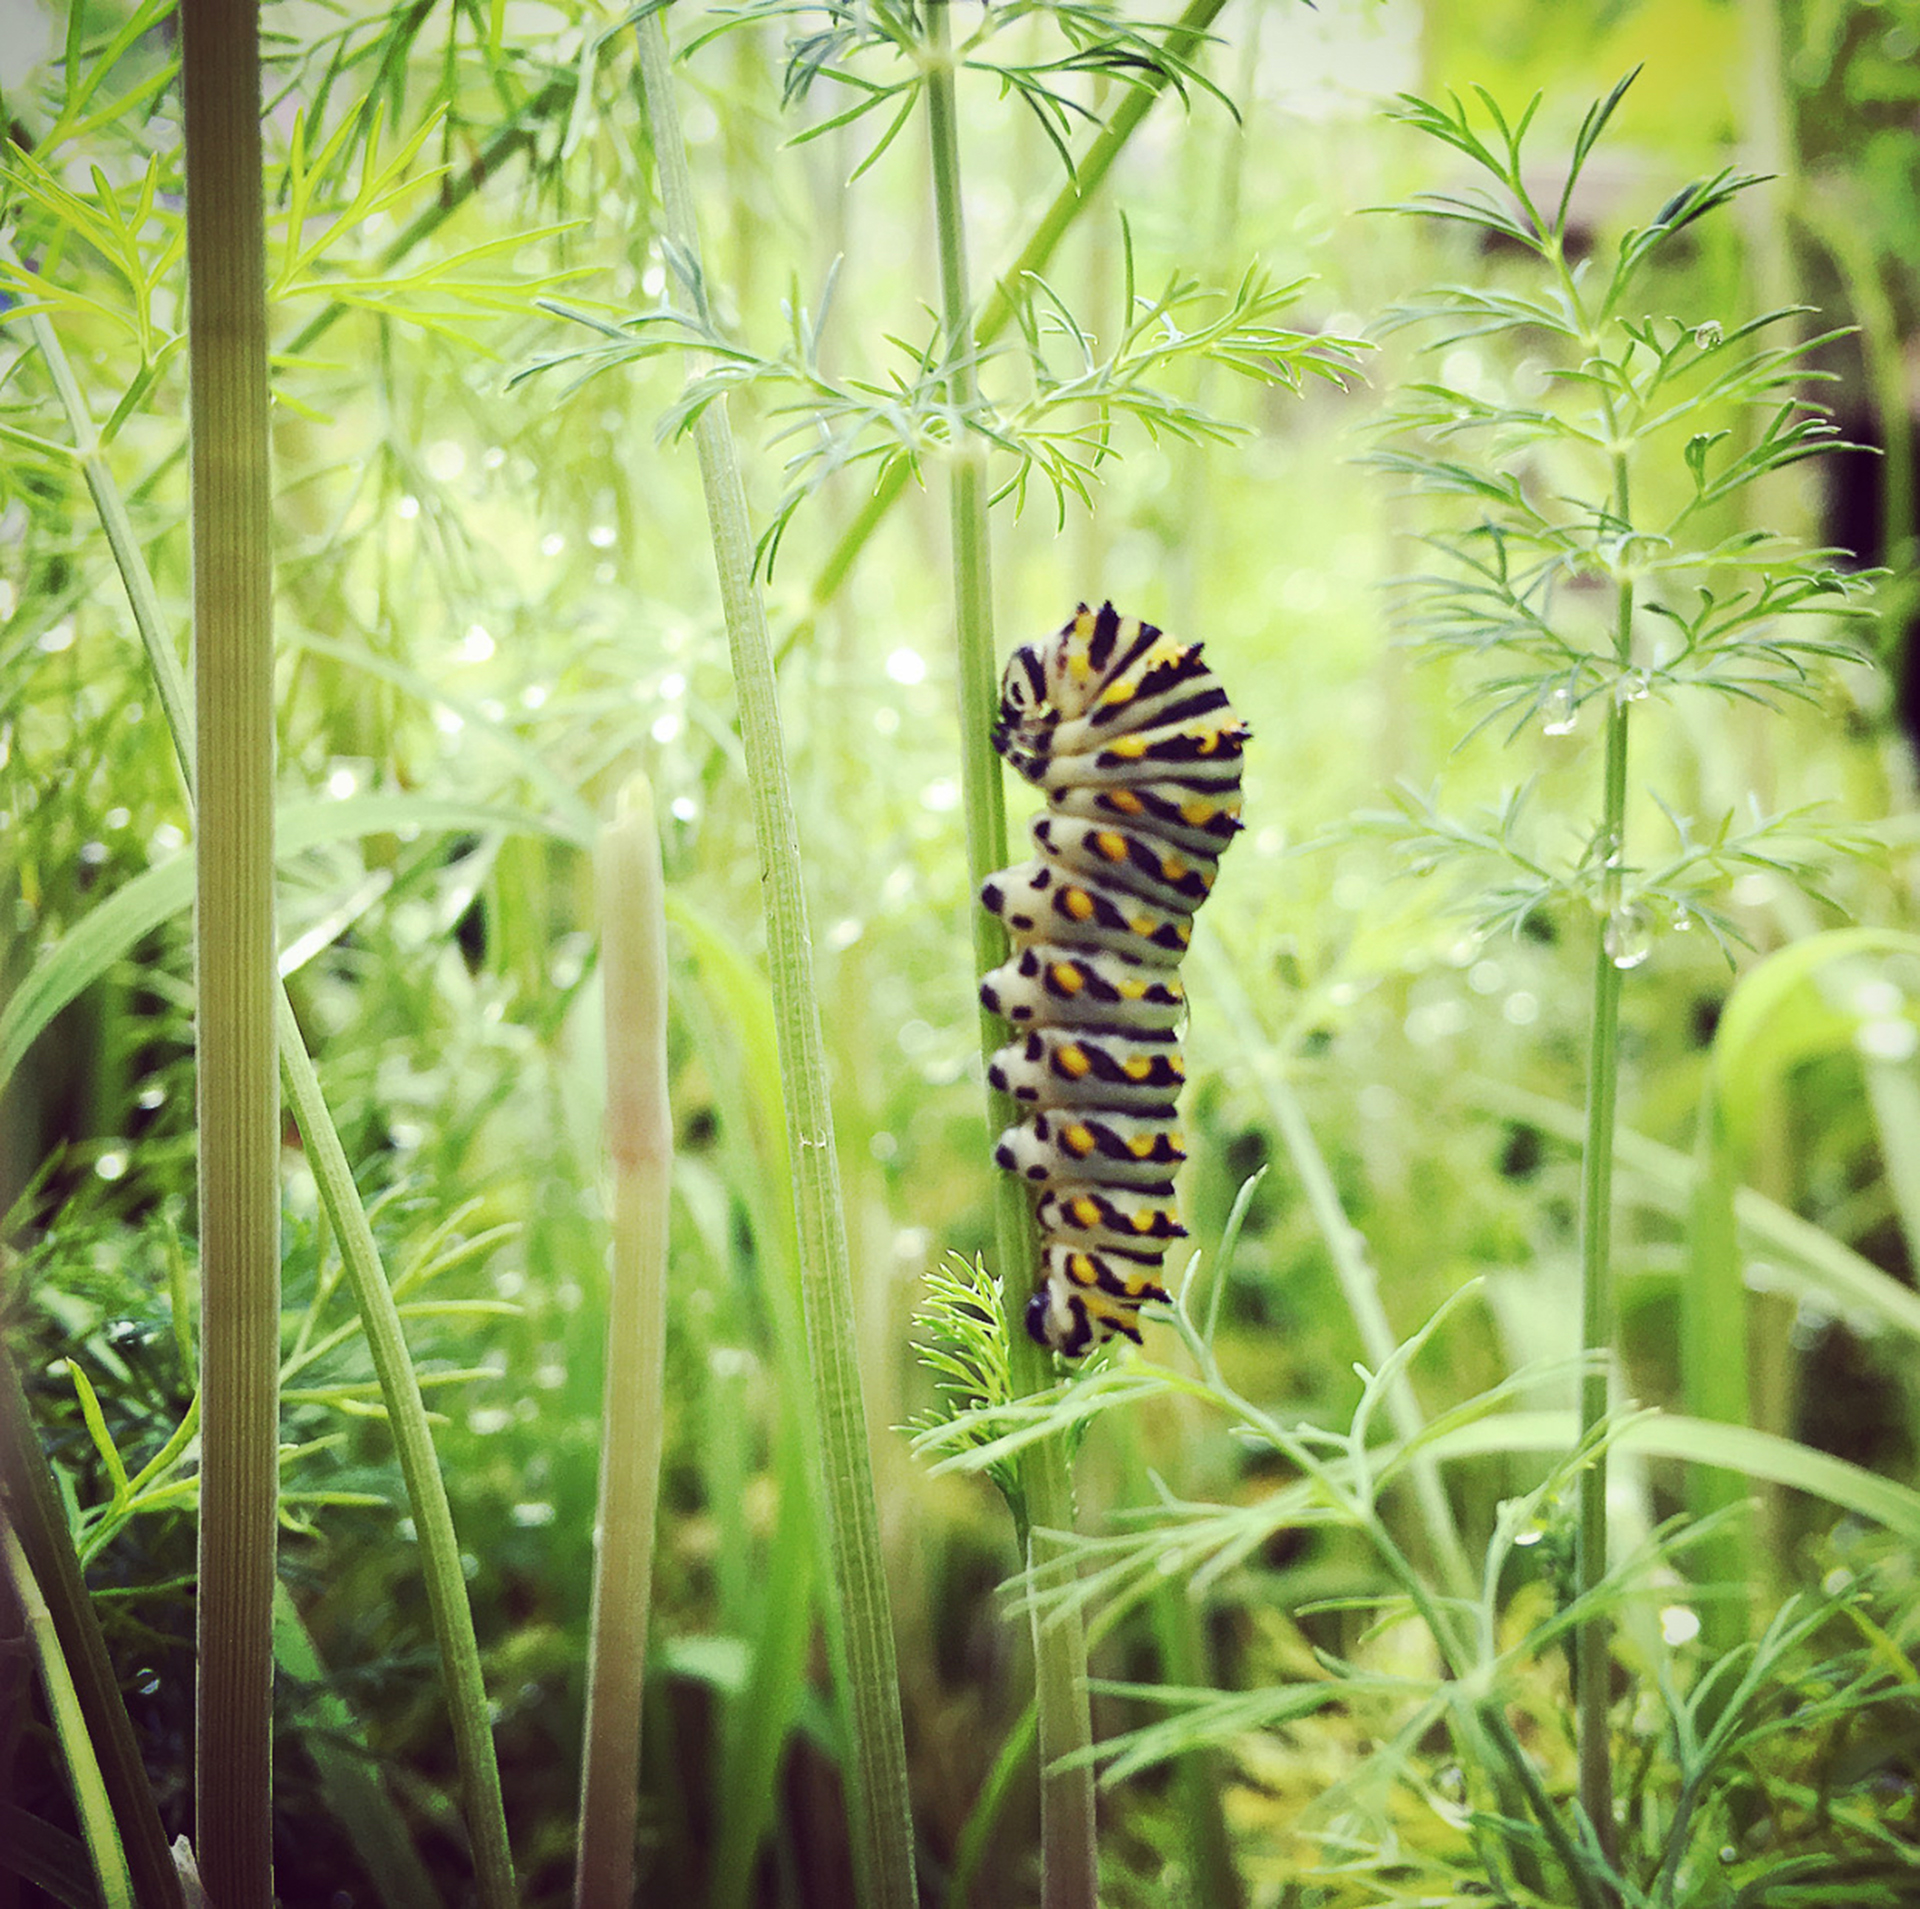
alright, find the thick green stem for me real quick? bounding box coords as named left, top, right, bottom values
left=924, top=9, right=1098, bottom=1905
left=633, top=17, right=917, bottom=1908
left=574, top=783, right=674, bottom=1909
left=181, top=2, right=279, bottom=1896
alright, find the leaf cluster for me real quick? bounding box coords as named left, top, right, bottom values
left=687, top=0, right=1232, bottom=182
left=528, top=234, right=1362, bottom=573
left=922, top=1284, right=1920, bottom=1905
left=1361, top=781, right=1881, bottom=956
left=906, top=1252, right=1024, bottom=1516
left=1369, top=72, right=1878, bottom=948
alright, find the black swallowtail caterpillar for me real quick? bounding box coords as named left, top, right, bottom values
left=979, top=601, right=1248, bottom=1356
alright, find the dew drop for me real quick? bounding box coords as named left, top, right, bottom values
left=1615, top=668, right=1650, bottom=705
left=1604, top=907, right=1652, bottom=969
left=1542, top=686, right=1577, bottom=736
left=1694, top=320, right=1723, bottom=350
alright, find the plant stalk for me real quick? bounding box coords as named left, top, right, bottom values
left=181, top=1, right=280, bottom=1896
left=574, top=782, right=674, bottom=1908
left=633, top=15, right=918, bottom=1907
left=924, top=7, right=1098, bottom=1905
left=1574, top=627, right=1632, bottom=1884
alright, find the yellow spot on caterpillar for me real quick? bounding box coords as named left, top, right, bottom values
left=1070, top=1196, right=1102, bottom=1226
left=1128, top=1208, right=1159, bottom=1233
left=1107, top=790, right=1145, bottom=816
left=1122, top=1056, right=1154, bottom=1081
left=1057, top=1043, right=1091, bottom=1078
left=1129, top=915, right=1154, bottom=936
left=1050, top=962, right=1084, bottom=995
left=1096, top=830, right=1129, bottom=862
left=1118, top=976, right=1148, bottom=999
left=1063, top=1123, right=1096, bottom=1156
left=1064, top=888, right=1095, bottom=921
left=1181, top=799, right=1218, bottom=826
left=1067, top=1253, right=1097, bottom=1286
left=1127, top=1133, right=1161, bottom=1159
left=1109, top=734, right=1149, bottom=759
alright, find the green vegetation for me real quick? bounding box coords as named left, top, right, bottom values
left=4, top=4, right=1920, bottom=1906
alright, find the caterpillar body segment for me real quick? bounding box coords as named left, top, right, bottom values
left=986, top=1025, right=1185, bottom=1111
left=1033, top=1180, right=1186, bottom=1250
left=978, top=945, right=1186, bottom=1032
left=994, top=1110, right=1188, bottom=1188
left=982, top=601, right=1245, bottom=1355
left=1049, top=780, right=1244, bottom=857
left=980, top=860, right=1194, bottom=965
left=1027, top=813, right=1217, bottom=911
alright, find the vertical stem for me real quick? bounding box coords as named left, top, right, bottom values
left=574, top=783, right=674, bottom=1909
left=1574, top=575, right=1633, bottom=1883
left=634, top=17, right=918, bottom=1908
left=924, top=9, right=1098, bottom=1906
left=181, top=1, right=279, bottom=1898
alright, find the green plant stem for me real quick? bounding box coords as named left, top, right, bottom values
left=181, top=3, right=280, bottom=1896
left=924, top=7, right=1098, bottom=1905
left=26, top=204, right=520, bottom=1909
left=802, top=0, right=1234, bottom=618
left=274, top=1003, right=520, bottom=1909
left=633, top=16, right=917, bottom=1908
left=574, top=782, right=674, bottom=1909
left=1575, top=659, right=1631, bottom=1885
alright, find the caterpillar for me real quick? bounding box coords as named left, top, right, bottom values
left=979, top=601, right=1247, bottom=1357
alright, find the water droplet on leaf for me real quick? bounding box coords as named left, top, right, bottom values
left=1604, top=907, right=1651, bottom=969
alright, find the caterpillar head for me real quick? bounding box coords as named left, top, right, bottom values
left=991, top=640, right=1054, bottom=758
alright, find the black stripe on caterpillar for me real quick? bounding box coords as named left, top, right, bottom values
left=980, top=601, right=1247, bottom=1357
